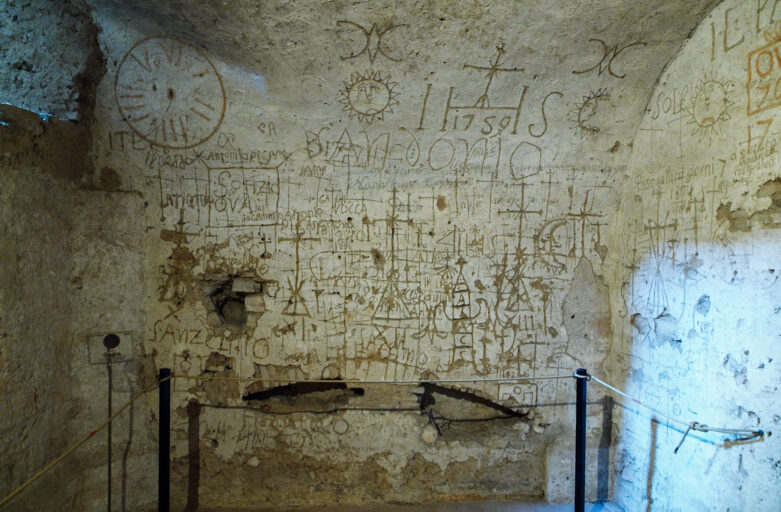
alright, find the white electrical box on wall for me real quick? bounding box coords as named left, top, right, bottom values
left=87, top=331, right=135, bottom=364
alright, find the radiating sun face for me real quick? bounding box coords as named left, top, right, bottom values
left=687, top=76, right=734, bottom=144
left=339, top=70, right=399, bottom=124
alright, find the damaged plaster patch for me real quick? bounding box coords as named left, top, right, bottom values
left=653, top=311, right=682, bottom=348
left=181, top=351, right=240, bottom=405
left=205, top=351, right=233, bottom=372
left=723, top=353, right=748, bottom=387
left=562, top=257, right=611, bottom=368
left=717, top=178, right=781, bottom=231
left=694, top=294, right=711, bottom=316
left=754, top=178, right=781, bottom=228
left=630, top=312, right=651, bottom=335
left=716, top=202, right=751, bottom=231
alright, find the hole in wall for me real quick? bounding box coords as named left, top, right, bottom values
left=206, top=276, right=265, bottom=329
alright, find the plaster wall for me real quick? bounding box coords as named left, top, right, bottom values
left=0, top=2, right=95, bottom=509
left=7, top=1, right=774, bottom=511
left=0, top=107, right=79, bottom=511
left=608, top=0, right=781, bottom=510
left=0, top=2, right=158, bottom=511
left=86, top=1, right=716, bottom=508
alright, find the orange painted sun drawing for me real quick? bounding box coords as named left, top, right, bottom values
left=339, top=70, right=399, bottom=124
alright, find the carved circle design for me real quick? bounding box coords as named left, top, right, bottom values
left=115, top=36, right=226, bottom=149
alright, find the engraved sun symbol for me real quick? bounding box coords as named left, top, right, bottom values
left=568, top=88, right=612, bottom=139
left=686, top=75, right=734, bottom=145
left=338, top=70, right=399, bottom=124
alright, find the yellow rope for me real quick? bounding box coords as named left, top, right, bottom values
left=0, top=371, right=567, bottom=508
left=0, top=374, right=172, bottom=510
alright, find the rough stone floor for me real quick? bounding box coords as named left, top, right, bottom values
left=203, top=502, right=623, bottom=511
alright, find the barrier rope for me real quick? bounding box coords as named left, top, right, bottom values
left=174, top=373, right=573, bottom=384
left=1, top=370, right=766, bottom=508
left=589, top=374, right=764, bottom=451
left=0, top=372, right=568, bottom=508
left=0, top=374, right=172, bottom=510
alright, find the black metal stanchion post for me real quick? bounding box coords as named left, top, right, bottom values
left=107, top=360, right=112, bottom=512
left=102, top=334, right=120, bottom=512
left=159, top=368, right=171, bottom=512
left=575, top=368, right=588, bottom=512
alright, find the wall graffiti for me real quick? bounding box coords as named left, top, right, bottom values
left=572, top=39, right=647, bottom=79
left=336, top=20, right=408, bottom=64
left=102, top=25, right=642, bottom=421
left=115, top=36, right=226, bottom=149
left=339, top=70, right=400, bottom=124
left=688, top=75, right=735, bottom=144
left=140, top=130, right=614, bottom=406
left=436, top=45, right=528, bottom=135
left=569, top=89, right=612, bottom=139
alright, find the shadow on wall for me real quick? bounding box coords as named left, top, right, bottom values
left=645, top=419, right=656, bottom=512
left=597, top=395, right=613, bottom=502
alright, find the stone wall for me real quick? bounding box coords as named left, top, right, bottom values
left=87, top=1, right=718, bottom=508
left=0, top=0, right=96, bottom=120
left=0, top=105, right=80, bottom=511
left=0, top=1, right=94, bottom=509
left=607, top=0, right=781, bottom=510
left=8, top=1, right=777, bottom=511
left=0, top=2, right=157, bottom=511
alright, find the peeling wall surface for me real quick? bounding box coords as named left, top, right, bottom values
left=608, top=0, right=781, bottom=510
left=1, top=0, right=779, bottom=510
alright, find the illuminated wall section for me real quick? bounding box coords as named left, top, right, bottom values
left=609, top=0, right=781, bottom=510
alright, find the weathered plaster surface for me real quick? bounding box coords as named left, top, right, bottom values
left=0, top=2, right=155, bottom=511
left=85, top=0, right=718, bottom=508
left=0, top=112, right=80, bottom=510
left=11, top=0, right=778, bottom=510
left=0, top=0, right=97, bottom=121
left=607, top=0, right=781, bottom=510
